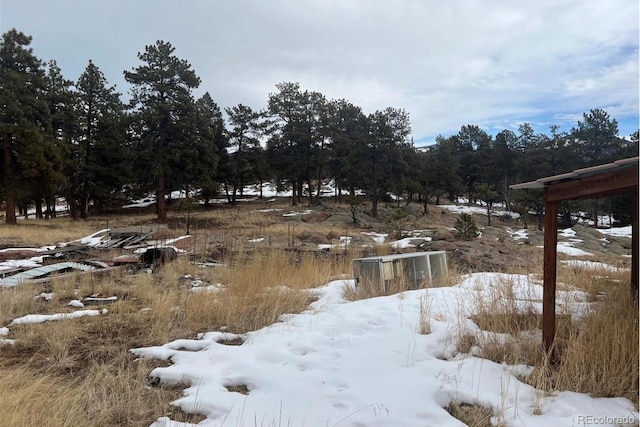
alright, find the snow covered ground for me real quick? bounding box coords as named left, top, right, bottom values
left=132, top=274, right=638, bottom=427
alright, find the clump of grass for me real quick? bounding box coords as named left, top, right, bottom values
left=528, top=279, right=638, bottom=403
left=460, top=275, right=546, bottom=366
left=0, top=361, right=204, bottom=427
left=446, top=402, right=495, bottom=427
left=419, top=293, right=432, bottom=334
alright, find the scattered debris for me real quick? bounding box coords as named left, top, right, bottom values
left=84, top=296, right=118, bottom=305
left=140, top=247, right=178, bottom=267
left=0, top=262, right=98, bottom=288
left=94, top=227, right=155, bottom=249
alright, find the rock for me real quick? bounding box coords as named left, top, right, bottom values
left=432, top=229, right=455, bottom=242
left=298, top=231, right=329, bottom=244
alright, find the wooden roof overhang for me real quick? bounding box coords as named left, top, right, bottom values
left=511, top=157, right=639, bottom=353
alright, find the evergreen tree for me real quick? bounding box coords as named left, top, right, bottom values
left=45, top=60, right=77, bottom=218
left=326, top=99, right=368, bottom=202
left=225, top=104, right=265, bottom=202
left=267, top=82, right=328, bottom=206
left=194, top=92, right=223, bottom=206
left=0, top=29, right=51, bottom=224
left=571, top=109, right=620, bottom=167
left=355, top=107, right=411, bottom=217
left=124, top=40, right=201, bottom=221
left=76, top=60, right=128, bottom=216
left=454, top=125, right=492, bottom=202
left=454, top=213, right=479, bottom=241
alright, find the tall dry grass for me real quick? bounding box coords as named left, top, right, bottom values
left=528, top=269, right=638, bottom=403
left=455, top=264, right=638, bottom=406
left=0, top=246, right=352, bottom=426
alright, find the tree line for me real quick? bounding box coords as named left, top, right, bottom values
left=1, top=29, right=637, bottom=225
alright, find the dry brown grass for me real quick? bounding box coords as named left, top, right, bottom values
left=457, top=264, right=638, bottom=405
left=458, top=274, right=547, bottom=366
left=1, top=219, right=100, bottom=248
left=528, top=278, right=638, bottom=403
left=446, top=402, right=497, bottom=427
left=0, top=242, right=352, bottom=426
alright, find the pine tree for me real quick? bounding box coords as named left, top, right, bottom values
left=76, top=60, right=127, bottom=217
left=454, top=213, right=480, bottom=241
left=45, top=60, right=77, bottom=218
left=353, top=107, right=411, bottom=217
left=0, top=29, right=51, bottom=224
left=193, top=92, right=223, bottom=206
left=226, top=104, right=265, bottom=202
left=124, top=40, right=201, bottom=221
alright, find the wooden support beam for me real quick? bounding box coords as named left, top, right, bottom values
left=545, top=166, right=638, bottom=203
left=543, top=192, right=559, bottom=355
left=632, top=189, right=638, bottom=300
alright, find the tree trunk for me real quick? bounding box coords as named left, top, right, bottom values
left=291, top=177, right=298, bottom=206
left=486, top=203, right=492, bottom=226
left=35, top=199, right=43, bottom=219
left=371, top=192, right=378, bottom=218
left=157, top=172, right=168, bottom=222
left=67, top=195, right=79, bottom=220
left=3, top=136, right=17, bottom=224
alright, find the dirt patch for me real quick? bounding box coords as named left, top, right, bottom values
left=225, top=384, right=250, bottom=394
left=216, top=337, right=245, bottom=346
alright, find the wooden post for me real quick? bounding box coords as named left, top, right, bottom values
left=632, top=189, right=638, bottom=300
left=543, top=191, right=559, bottom=354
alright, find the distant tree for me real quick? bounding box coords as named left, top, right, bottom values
left=124, top=40, right=201, bottom=221
left=41, top=60, right=74, bottom=218
left=493, top=129, right=517, bottom=216
left=571, top=109, right=620, bottom=166
left=474, top=183, right=501, bottom=226
left=225, top=104, right=265, bottom=202
left=76, top=60, right=128, bottom=216
left=455, top=125, right=492, bottom=202
left=430, top=135, right=463, bottom=203
left=267, top=82, right=328, bottom=206
left=193, top=92, right=223, bottom=206
left=354, top=107, right=411, bottom=217
left=0, top=29, right=51, bottom=224
left=326, top=99, right=368, bottom=202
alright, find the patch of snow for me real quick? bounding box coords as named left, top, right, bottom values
left=561, top=260, right=627, bottom=272
left=189, top=284, right=225, bottom=294
left=361, top=231, right=388, bottom=245
left=391, top=236, right=431, bottom=249
left=67, top=300, right=85, bottom=308
left=559, top=228, right=577, bottom=237
left=9, top=309, right=108, bottom=326
left=0, top=327, right=8, bottom=336
left=597, top=226, right=632, bottom=238
left=133, top=274, right=636, bottom=427
left=35, top=292, right=54, bottom=301
left=282, top=209, right=314, bottom=217
left=507, top=228, right=529, bottom=240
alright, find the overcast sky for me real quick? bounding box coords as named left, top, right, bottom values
left=2, top=0, right=638, bottom=145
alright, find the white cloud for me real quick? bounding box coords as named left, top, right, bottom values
left=3, top=0, right=638, bottom=140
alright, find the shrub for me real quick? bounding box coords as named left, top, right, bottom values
left=454, top=213, right=479, bottom=241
